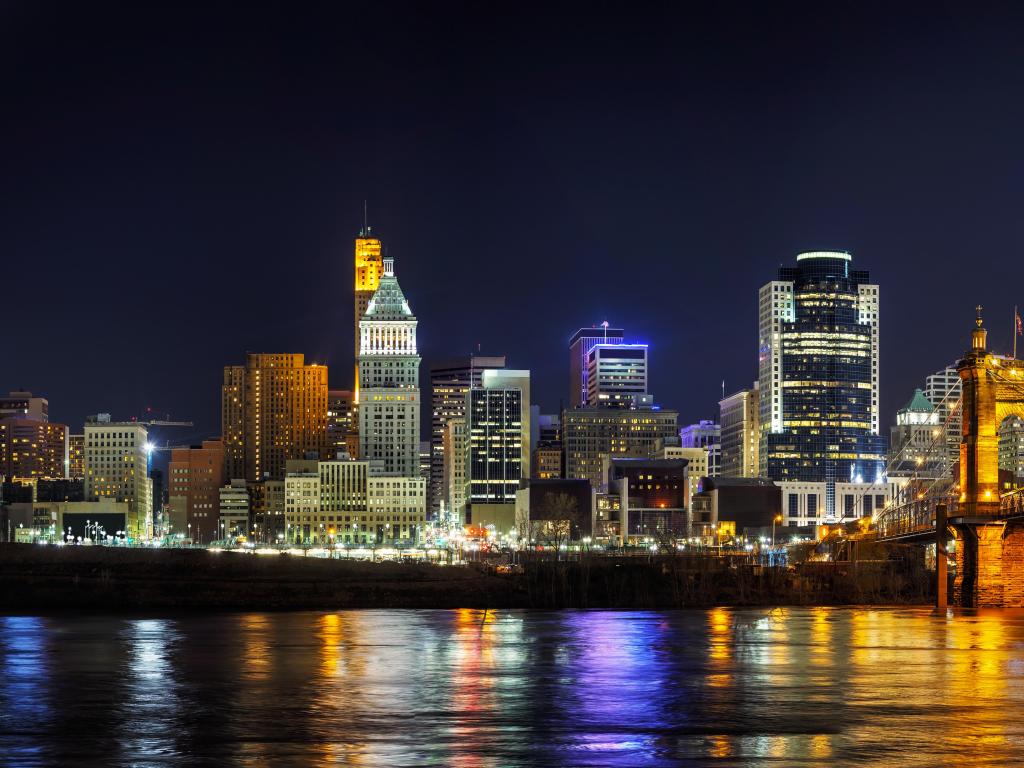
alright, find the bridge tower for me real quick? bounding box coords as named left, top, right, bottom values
left=953, top=306, right=1024, bottom=606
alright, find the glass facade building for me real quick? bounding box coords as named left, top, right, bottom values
left=758, top=251, right=885, bottom=517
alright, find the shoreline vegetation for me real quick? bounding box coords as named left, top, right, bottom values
left=0, top=543, right=932, bottom=613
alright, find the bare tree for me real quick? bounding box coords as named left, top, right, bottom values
left=535, top=492, right=581, bottom=558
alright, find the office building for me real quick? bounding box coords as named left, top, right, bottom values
left=586, top=344, right=648, bottom=407
left=924, top=364, right=962, bottom=469
left=357, top=257, right=421, bottom=478
left=467, top=386, right=524, bottom=508
left=284, top=458, right=425, bottom=545
left=999, top=416, right=1024, bottom=484
left=219, top=479, right=250, bottom=539
left=690, top=477, right=782, bottom=543
left=569, top=324, right=624, bottom=408
left=563, top=406, right=679, bottom=491
left=428, top=355, right=506, bottom=516
left=68, top=433, right=84, bottom=479
left=353, top=226, right=384, bottom=403
left=221, top=353, right=329, bottom=482
left=680, top=420, right=721, bottom=477
left=515, top=478, right=595, bottom=545
left=606, top=458, right=688, bottom=545
left=0, top=419, right=68, bottom=480
left=657, top=441, right=708, bottom=511
left=757, top=251, right=885, bottom=518
left=888, top=389, right=947, bottom=480
left=326, top=389, right=355, bottom=459
left=0, top=390, right=48, bottom=422
left=442, top=418, right=467, bottom=523
left=83, top=417, right=152, bottom=539
left=167, top=440, right=226, bottom=543
left=248, top=478, right=284, bottom=543
left=718, top=383, right=759, bottom=477
left=533, top=413, right=562, bottom=479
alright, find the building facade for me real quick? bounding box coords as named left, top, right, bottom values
left=221, top=353, right=328, bottom=482
left=998, top=416, right=1024, bottom=484
left=83, top=417, right=152, bottom=539
left=326, top=389, right=355, bottom=459
left=568, top=325, right=624, bottom=408
left=888, top=389, right=947, bottom=480
left=167, top=439, right=226, bottom=543
left=218, top=479, right=250, bottom=539
left=442, top=418, right=467, bottom=523
left=68, top=433, right=84, bottom=479
left=467, top=387, right=524, bottom=507
left=680, top=421, right=721, bottom=477
left=563, top=406, right=679, bottom=491
left=357, top=257, right=421, bottom=478
left=428, top=355, right=506, bottom=517
left=0, top=419, right=68, bottom=480
left=924, top=364, right=962, bottom=470
left=757, top=251, right=884, bottom=518
left=718, top=383, right=759, bottom=477
left=585, top=344, right=648, bottom=407
left=0, top=391, right=49, bottom=422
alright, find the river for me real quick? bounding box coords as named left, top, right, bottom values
left=1, top=607, right=1022, bottom=766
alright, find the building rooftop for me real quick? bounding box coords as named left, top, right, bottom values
left=899, top=388, right=935, bottom=414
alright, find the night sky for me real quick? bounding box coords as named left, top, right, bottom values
left=5, top=1, right=1024, bottom=448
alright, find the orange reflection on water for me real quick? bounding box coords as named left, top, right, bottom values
left=240, top=614, right=270, bottom=681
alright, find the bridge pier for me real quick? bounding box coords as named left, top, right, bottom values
left=953, top=521, right=1024, bottom=607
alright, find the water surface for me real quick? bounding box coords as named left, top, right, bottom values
left=1, top=607, right=1022, bottom=766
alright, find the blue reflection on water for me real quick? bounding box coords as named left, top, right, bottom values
left=0, top=617, right=52, bottom=764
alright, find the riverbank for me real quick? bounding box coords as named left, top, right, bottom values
left=0, top=543, right=932, bottom=611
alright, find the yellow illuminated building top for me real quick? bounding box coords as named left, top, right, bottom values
left=353, top=231, right=384, bottom=405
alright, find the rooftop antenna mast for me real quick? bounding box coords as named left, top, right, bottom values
left=362, top=199, right=369, bottom=235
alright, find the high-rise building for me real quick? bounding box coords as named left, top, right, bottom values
left=924, top=364, right=962, bottom=470
left=0, top=419, right=68, bottom=480
left=0, top=390, right=49, bottom=422
left=680, top=421, right=722, bottom=477
left=467, top=386, right=524, bottom=507
left=326, top=389, right=355, bottom=458
left=569, top=325, right=625, bottom=408
left=357, top=257, right=421, bottom=478
left=428, top=355, right=506, bottom=517
left=167, top=439, right=226, bottom=543
left=888, top=389, right=947, bottom=480
left=68, top=433, right=84, bottom=479
left=563, top=406, right=679, bottom=491
left=442, top=418, right=467, bottom=522
left=757, top=251, right=884, bottom=518
left=998, top=416, right=1024, bottom=484
left=719, top=383, right=759, bottom=477
left=353, top=226, right=384, bottom=403
left=585, top=344, right=649, bottom=407
left=221, top=353, right=329, bottom=482
left=83, top=417, right=152, bottom=539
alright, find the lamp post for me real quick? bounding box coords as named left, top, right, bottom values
left=772, top=514, right=783, bottom=548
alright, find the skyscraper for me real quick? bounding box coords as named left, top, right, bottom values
left=924, top=364, right=962, bottom=470
left=353, top=226, right=383, bottom=403
left=888, top=389, right=947, bottom=480
left=569, top=325, right=625, bottom=408
left=0, top=419, right=67, bottom=480
left=585, top=344, right=649, bottom=407
left=221, top=354, right=329, bottom=482
left=357, top=257, right=421, bottom=478
left=467, top=386, right=524, bottom=507
left=429, top=355, right=506, bottom=516
left=758, top=251, right=884, bottom=518
left=718, top=383, right=759, bottom=477
left=680, top=420, right=722, bottom=477
left=326, top=389, right=354, bottom=458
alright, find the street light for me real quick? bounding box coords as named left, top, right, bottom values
left=772, top=514, right=783, bottom=548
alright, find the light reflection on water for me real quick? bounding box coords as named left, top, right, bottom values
left=2, top=608, right=1024, bottom=766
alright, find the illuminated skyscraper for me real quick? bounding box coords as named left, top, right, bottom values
left=757, top=251, right=884, bottom=518
left=353, top=225, right=383, bottom=403
left=568, top=325, right=624, bottom=408
left=357, top=257, right=421, bottom=478
left=428, top=355, right=506, bottom=517
left=221, top=354, right=328, bottom=482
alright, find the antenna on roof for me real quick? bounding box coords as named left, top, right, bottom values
left=362, top=199, right=369, bottom=235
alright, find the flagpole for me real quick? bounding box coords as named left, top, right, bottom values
left=1015, top=305, right=1019, bottom=359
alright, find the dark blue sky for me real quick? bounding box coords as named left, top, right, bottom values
left=4, top=1, right=1024, bottom=445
